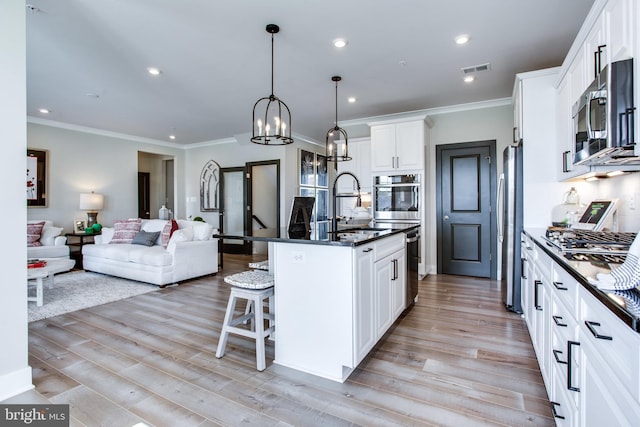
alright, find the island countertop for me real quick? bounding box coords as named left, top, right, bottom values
left=214, top=222, right=419, bottom=247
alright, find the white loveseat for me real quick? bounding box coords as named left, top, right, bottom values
left=82, top=219, right=218, bottom=286
left=27, top=220, right=70, bottom=259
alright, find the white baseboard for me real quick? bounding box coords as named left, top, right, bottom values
left=0, top=367, right=33, bottom=402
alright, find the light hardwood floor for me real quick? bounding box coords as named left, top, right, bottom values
left=25, top=254, right=554, bottom=426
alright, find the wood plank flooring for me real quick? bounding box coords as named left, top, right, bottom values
left=26, top=254, right=554, bottom=426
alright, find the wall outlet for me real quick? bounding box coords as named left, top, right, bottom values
left=291, top=251, right=305, bottom=263
left=629, top=194, right=637, bottom=210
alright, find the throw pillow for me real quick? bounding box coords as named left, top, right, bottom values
left=27, top=221, right=45, bottom=247
left=161, top=219, right=179, bottom=247
left=131, top=230, right=161, bottom=247
left=166, top=227, right=194, bottom=253
left=39, top=226, right=63, bottom=246
left=109, top=218, right=143, bottom=244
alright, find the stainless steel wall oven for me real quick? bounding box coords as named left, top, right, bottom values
left=373, top=174, right=421, bottom=222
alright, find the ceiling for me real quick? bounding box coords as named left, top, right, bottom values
left=26, top=0, right=595, bottom=145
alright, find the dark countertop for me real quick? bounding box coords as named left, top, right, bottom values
left=524, top=228, right=640, bottom=332
left=214, top=223, right=419, bottom=247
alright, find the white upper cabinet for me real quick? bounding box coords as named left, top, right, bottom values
left=336, top=137, right=372, bottom=194
left=369, top=118, right=426, bottom=173
left=604, top=0, right=635, bottom=63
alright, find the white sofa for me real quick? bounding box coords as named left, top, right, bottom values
left=27, top=220, right=70, bottom=259
left=82, top=219, right=218, bottom=286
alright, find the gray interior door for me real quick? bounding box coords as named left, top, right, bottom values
left=437, top=141, right=496, bottom=278
left=220, top=167, right=247, bottom=254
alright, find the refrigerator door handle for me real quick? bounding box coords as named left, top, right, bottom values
left=497, top=173, right=505, bottom=243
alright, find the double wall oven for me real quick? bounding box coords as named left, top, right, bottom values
left=373, top=174, right=421, bottom=306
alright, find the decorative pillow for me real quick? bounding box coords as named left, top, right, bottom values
left=131, top=230, right=161, bottom=247
left=161, top=219, right=179, bottom=247
left=166, top=227, right=194, bottom=253
left=27, top=221, right=45, bottom=247
left=39, top=226, right=63, bottom=246
left=109, top=218, right=142, bottom=244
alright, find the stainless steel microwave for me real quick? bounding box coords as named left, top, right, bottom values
left=572, top=58, right=635, bottom=165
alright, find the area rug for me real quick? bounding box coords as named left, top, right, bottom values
left=28, top=270, right=157, bottom=322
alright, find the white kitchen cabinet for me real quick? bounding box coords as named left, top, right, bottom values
left=604, top=0, right=635, bottom=63
left=522, top=231, right=640, bottom=426
left=336, top=137, right=372, bottom=194
left=353, top=243, right=375, bottom=364
left=369, top=119, right=425, bottom=173
left=373, top=233, right=405, bottom=340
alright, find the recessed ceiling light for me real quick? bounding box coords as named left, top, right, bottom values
left=333, top=38, right=348, bottom=48
left=169, top=135, right=176, bottom=140
left=464, top=75, right=475, bottom=83
left=455, top=34, right=470, bottom=45
left=348, top=97, right=356, bottom=103
left=147, top=67, right=161, bottom=76
left=38, top=108, right=50, bottom=114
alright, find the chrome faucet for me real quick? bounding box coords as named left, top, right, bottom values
left=332, top=171, right=361, bottom=231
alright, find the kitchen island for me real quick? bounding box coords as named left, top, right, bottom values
left=214, top=225, right=417, bottom=382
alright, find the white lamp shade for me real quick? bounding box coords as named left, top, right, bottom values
left=79, top=192, right=104, bottom=211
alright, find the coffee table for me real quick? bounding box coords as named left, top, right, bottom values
left=27, top=258, right=76, bottom=306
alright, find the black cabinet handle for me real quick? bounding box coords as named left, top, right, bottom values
left=362, top=247, right=373, bottom=253
left=553, top=281, right=568, bottom=291
left=553, top=315, right=568, bottom=327
left=550, top=402, right=565, bottom=420
left=553, top=349, right=567, bottom=365
left=534, top=280, right=543, bottom=311
left=585, top=321, right=613, bottom=340
left=594, top=44, right=606, bottom=78
left=568, top=341, right=580, bottom=392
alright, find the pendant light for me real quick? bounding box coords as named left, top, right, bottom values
left=251, top=24, right=293, bottom=145
left=326, top=76, right=351, bottom=162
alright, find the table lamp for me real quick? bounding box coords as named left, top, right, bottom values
left=79, top=192, right=104, bottom=228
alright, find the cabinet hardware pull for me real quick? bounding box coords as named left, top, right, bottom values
left=567, top=341, right=580, bottom=392
left=585, top=321, right=613, bottom=340
left=553, top=349, right=567, bottom=365
left=362, top=248, right=373, bottom=253
left=534, top=280, right=543, bottom=311
left=550, top=402, right=565, bottom=419
left=553, top=281, right=568, bottom=291
left=392, top=259, right=398, bottom=280
left=553, top=315, right=567, bottom=327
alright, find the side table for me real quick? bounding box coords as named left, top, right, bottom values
left=65, top=232, right=100, bottom=269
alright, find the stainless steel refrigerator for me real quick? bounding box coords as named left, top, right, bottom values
left=498, top=143, right=523, bottom=313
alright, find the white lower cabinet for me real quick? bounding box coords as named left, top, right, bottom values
left=353, top=244, right=375, bottom=364
left=522, top=232, right=640, bottom=426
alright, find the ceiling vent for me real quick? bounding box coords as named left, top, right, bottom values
left=461, top=63, right=491, bottom=75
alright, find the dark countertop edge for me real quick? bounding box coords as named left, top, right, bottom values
left=214, top=225, right=417, bottom=248
left=523, top=228, right=640, bottom=333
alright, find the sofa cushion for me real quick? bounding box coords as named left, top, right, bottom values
left=110, top=219, right=142, bottom=244
left=161, top=219, right=179, bottom=247
left=83, top=243, right=172, bottom=267
left=27, top=221, right=45, bottom=247
left=132, top=230, right=161, bottom=247
left=39, top=226, right=63, bottom=246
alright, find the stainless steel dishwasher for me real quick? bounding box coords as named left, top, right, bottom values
left=405, top=228, right=420, bottom=306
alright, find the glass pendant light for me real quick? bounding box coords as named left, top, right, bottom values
left=251, top=24, right=293, bottom=145
left=326, top=76, right=351, bottom=161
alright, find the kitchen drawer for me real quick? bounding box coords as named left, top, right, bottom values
left=552, top=262, right=580, bottom=318
left=533, top=245, right=553, bottom=283
left=551, top=370, right=579, bottom=427
left=580, top=286, right=640, bottom=401
left=374, top=234, right=404, bottom=261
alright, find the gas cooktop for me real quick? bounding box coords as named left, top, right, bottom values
left=544, top=229, right=637, bottom=264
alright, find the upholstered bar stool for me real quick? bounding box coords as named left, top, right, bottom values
left=248, top=260, right=269, bottom=271
left=216, top=270, right=275, bottom=371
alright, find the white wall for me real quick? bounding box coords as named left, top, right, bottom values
left=0, top=1, right=32, bottom=400
left=26, top=123, right=184, bottom=230
left=183, top=137, right=322, bottom=230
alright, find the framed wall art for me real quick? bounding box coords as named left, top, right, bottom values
left=27, top=149, right=47, bottom=207
left=200, top=159, right=221, bottom=211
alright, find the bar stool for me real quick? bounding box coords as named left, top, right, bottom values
left=216, top=270, right=275, bottom=371
left=248, top=259, right=269, bottom=271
